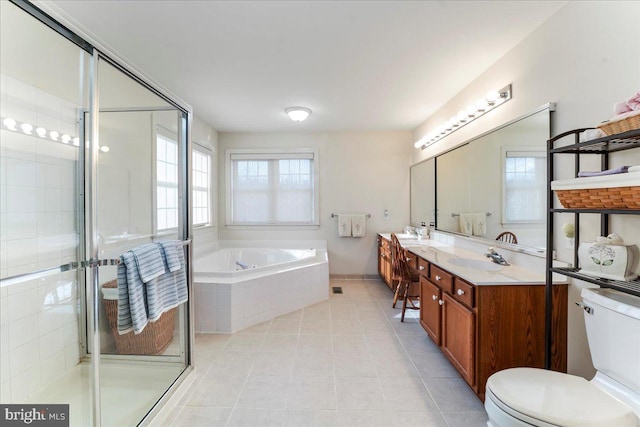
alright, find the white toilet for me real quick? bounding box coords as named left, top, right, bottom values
left=485, top=287, right=640, bottom=427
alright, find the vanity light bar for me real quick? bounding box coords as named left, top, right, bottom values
left=2, top=116, right=81, bottom=147
left=0, top=116, right=110, bottom=153
left=414, top=84, right=512, bottom=150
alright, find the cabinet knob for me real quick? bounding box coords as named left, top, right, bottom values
left=419, top=266, right=425, bottom=271
left=457, top=289, right=465, bottom=296
left=435, top=275, right=441, bottom=281
left=405, top=257, right=411, bottom=262
left=432, top=295, right=438, bottom=300
left=438, top=299, right=444, bottom=306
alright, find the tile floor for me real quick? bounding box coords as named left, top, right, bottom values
left=163, top=279, right=488, bottom=426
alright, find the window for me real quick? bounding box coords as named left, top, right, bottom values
left=227, top=149, right=318, bottom=225
left=156, top=131, right=179, bottom=231
left=503, top=150, right=546, bottom=223
left=193, top=148, right=211, bottom=226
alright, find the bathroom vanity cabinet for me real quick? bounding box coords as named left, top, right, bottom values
left=377, top=235, right=393, bottom=289
left=416, top=258, right=567, bottom=400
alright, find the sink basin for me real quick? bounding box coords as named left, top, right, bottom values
left=447, top=258, right=503, bottom=272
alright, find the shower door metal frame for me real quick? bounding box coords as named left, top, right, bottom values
left=9, top=1, right=196, bottom=426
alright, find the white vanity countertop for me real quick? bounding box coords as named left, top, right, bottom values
left=379, top=233, right=566, bottom=286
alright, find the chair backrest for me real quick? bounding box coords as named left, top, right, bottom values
left=391, top=233, right=413, bottom=281
left=496, top=231, right=518, bottom=244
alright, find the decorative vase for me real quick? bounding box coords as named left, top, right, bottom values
left=578, top=242, right=638, bottom=282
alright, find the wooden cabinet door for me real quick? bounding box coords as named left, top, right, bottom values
left=420, top=276, right=441, bottom=345
left=442, top=293, right=475, bottom=386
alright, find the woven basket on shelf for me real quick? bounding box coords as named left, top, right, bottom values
left=598, top=114, right=640, bottom=135
left=103, top=280, right=175, bottom=355
left=555, top=186, right=640, bottom=209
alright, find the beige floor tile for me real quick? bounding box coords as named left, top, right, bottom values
left=282, top=409, right=338, bottom=427
left=335, top=377, right=386, bottom=410
left=226, top=408, right=284, bottom=427
left=286, top=377, right=336, bottom=410
left=235, top=375, right=290, bottom=409
left=169, top=406, right=232, bottom=427
left=292, top=351, right=334, bottom=377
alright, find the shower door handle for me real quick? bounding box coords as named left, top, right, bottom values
left=0, top=258, right=121, bottom=287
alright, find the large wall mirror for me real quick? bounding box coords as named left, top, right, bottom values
left=411, top=104, right=553, bottom=252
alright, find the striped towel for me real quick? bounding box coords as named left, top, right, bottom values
left=117, top=251, right=149, bottom=335
left=117, top=241, right=189, bottom=334
left=146, top=242, right=188, bottom=321
left=130, top=243, right=165, bottom=282
left=159, top=240, right=182, bottom=272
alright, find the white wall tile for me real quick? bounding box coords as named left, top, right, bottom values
left=37, top=163, right=61, bottom=188
left=4, top=213, right=37, bottom=239
left=40, top=349, right=65, bottom=386
left=8, top=313, right=38, bottom=349
left=6, top=158, right=37, bottom=186
left=9, top=339, right=39, bottom=377
left=0, top=325, right=8, bottom=355
left=37, top=187, right=61, bottom=212
left=39, top=328, right=64, bottom=359
left=6, top=186, right=37, bottom=213
left=37, top=212, right=62, bottom=236
left=5, top=237, right=38, bottom=267
left=7, top=287, right=38, bottom=322
left=10, top=364, right=41, bottom=403
left=0, top=379, right=11, bottom=403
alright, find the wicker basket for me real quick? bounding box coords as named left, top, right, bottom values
left=555, top=186, right=640, bottom=209
left=103, top=280, right=175, bottom=355
left=598, top=113, right=640, bottom=135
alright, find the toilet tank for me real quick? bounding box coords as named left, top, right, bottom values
left=582, top=287, right=640, bottom=394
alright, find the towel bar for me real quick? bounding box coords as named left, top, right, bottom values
left=331, top=213, right=371, bottom=218
left=451, top=212, right=491, bottom=218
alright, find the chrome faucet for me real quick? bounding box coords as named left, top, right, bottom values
left=485, top=247, right=509, bottom=266
left=235, top=260, right=250, bottom=270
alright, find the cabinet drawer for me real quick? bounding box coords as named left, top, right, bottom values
left=417, top=257, right=429, bottom=276
left=430, top=265, right=453, bottom=294
left=453, top=277, right=475, bottom=308
left=405, top=250, right=418, bottom=270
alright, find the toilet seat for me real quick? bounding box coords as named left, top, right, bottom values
left=486, top=367, right=639, bottom=427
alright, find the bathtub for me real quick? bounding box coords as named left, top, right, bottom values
left=194, top=242, right=329, bottom=333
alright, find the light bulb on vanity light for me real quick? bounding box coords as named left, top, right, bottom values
left=2, top=117, right=17, bottom=131
left=49, top=130, right=59, bottom=141
left=61, top=134, right=71, bottom=144
left=466, top=105, right=477, bottom=118
left=486, top=90, right=500, bottom=105
left=450, top=116, right=460, bottom=128
left=73, top=137, right=80, bottom=146
left=475, top=99, right=488, bottom=113
left=20, top=123, right=33, bottom=134
left=36, top=127, right=47, bottom=137
left=457, top=111, right=467, bottom=123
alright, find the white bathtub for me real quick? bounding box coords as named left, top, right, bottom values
left=194, top=242, right=329, bottom=333
left=196, top=247, right=317, bottom=277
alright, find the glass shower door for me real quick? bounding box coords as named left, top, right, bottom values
left=90, top=57, right=190, bottom=427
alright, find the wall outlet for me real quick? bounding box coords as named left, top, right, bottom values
left=383, top=209, right=389, bottom=220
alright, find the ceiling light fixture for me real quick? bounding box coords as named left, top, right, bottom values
left=414, top=84, right=512, bottom=150
left=285, top=106, right=311, bottom=122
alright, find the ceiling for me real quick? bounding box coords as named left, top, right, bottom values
left=49, top=1, right=566, bottom=132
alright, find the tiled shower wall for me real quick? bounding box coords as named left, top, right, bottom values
left=0, top=75, right=82, bottom=403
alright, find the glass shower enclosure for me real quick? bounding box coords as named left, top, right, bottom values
left=0, top=2, right=193, bottom=425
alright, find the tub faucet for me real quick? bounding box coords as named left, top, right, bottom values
left=235, top=260, right=249, bottom=270
left=485, top=247, right=509, bottom=266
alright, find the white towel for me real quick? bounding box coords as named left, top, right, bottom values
left=459, top=214, right=473, bottom=235
left=338, top=214, right=352, bottom=237
left=471, top=213, right=486, bottom=236
left=351, top=215, right=366, bottom=237
left=629, top=165, right=640, bottom=173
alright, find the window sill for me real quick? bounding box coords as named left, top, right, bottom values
left=225, top=224, right=320, bottom=231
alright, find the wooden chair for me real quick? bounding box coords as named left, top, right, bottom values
left=390, top=233, right=420, bottom=322
left=496, top=231, right=518, bottom=244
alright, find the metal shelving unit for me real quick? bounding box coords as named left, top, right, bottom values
left=544, top=127, right=640, bottom=369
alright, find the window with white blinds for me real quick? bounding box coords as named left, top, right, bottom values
left=503, top=150, right=546, bottom=223
left=156, top=132, right=179, bottom=231
left=227, top=150, right=319, bottom=225
left=192, top=148, right=211, bottom=226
